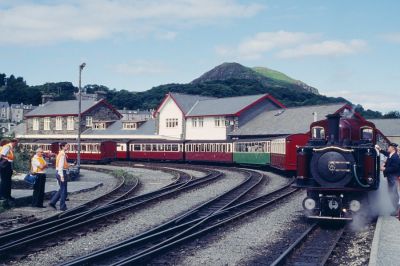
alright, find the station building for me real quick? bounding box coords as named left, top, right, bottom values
left=154, top=92, right=285, bottom=140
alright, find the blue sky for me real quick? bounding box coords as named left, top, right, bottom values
left=0, top=0, right=399, bottom=113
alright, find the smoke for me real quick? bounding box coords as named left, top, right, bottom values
left=350, top=154, right=395, bottom=231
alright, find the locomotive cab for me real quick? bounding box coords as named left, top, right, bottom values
left=296, top=113, right=380, bottom=220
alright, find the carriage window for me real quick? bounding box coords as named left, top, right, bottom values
left=227, top=144, right=231, bottom=152
left=145, top=144, right=151, bottom=151
left=166, top=145, right=171, bottom=151
left=172, top=145, right=178, bottom=151
left=152, top=144, right=157, bottom=151
left=312, top=127, right=325, bottom=139
left=158, top=144, right=164, bottom=151
left=134, top=144, right=141, bottom=151
left=206, top=144, right=210, bottom=152
left=361, top=127, right=373, bottom=141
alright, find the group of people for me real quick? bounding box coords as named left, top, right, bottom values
left=376, top=142, right=400, bottom=217
left=0, top=139, right=71, bottom=211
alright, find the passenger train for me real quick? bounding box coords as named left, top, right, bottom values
left=19, top=134, right=309, bottom=172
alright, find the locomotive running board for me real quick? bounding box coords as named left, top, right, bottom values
left=307, top=215, right=352, bottom=221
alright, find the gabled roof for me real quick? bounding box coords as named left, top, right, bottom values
left=25, top=99, right=122, bottom=118
left=155, top=92, right=285, bottom=118
left=230, top=103, right=349, bottom=137
left=0, top=102, right=9, bottom=108
left=369, top=119, right=400, bottom=136
left=167, top=93, right=215, bottom=114
left=82, top=119, right=156, bottom=136
left=186, top=93, right=284, bottom=117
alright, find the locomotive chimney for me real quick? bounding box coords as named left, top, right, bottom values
left=326, top=113, right=341, bottom=143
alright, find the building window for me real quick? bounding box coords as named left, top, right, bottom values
left=55, top=117, right=63, bottom=130
left=198, top=117, right=204, bottom=127
left=43, top=117, right=51, bottom=130
left=214, top=117, right=225, bottom=127
left=192, top=118, right=197, bottom=127
left=166, top=118, right=178, bottom=128
left=123, top=122, right=137, bottom=129
left=312, top=126, right=325, bottom=139
left=93, top=122, right=106, bottom=129
left=67, top=116, right=74, bottom=130
left=33, top=118, right=39, bottom=130
left=86, top=116, right=93, bottom=127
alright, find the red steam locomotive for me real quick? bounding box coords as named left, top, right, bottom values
left=296, top=113, right=384, bottom=220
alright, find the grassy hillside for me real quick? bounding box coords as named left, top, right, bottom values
left=252, top=67, right=297, bottom=84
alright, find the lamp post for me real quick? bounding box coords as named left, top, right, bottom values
left=77, top=62, right=86, bottom=171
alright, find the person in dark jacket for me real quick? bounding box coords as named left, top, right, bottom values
left=376, top=143, right=400, bottom=212
left=0, top=139, right=18, bottom=201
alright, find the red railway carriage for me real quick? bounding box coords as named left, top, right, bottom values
left=185, top=140, right=233, bottom=163
left=270, top=134, right=309, bottom=171
left=60, top=140, right=117, bottom=163
left=116, top=141, right=129, bottom=160
left=129, top=140, right=184, bottom=161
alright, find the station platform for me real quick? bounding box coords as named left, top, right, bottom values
left=0, top=171, right=103, bottom=208
left=369, top=215, right=400, bottom=266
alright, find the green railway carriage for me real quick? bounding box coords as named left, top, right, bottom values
left=233, top=139, right=271, bottom=165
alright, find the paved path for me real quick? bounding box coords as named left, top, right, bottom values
left=369, top=215, right=400, bottom=266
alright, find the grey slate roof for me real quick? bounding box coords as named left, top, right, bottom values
left=83, top=119, right=156, bottom=136
left=369, top=119, right=400, bottom=136
left=25, top=100, right=98, bottom=117
left=0, top=102, right=9, bottom=108
left=230, top=103, right=347, bottom=136
left=169, top=93, right=215, bottom=114
left=186, top=94, right=269, bottom=116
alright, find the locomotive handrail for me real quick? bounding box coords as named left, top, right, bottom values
left=312, top=146, right=354, bottom=152
left=352, top=164, right=371, bottom=188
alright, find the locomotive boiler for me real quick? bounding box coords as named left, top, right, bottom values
left=296, top=113, right=380, bottom=220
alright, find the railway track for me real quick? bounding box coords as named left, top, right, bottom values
left=62, top=174, right=297, bottom=265
left=0, top=165, right=221, bottom=261
left=270, top=223, right=345, bottom=266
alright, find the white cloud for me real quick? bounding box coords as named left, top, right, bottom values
left=278, top=40, right=367, bottom=58
left=381, top=32, right=400, bottom=44
left=324, top=89, right=400, bottom=113
left=113, top=60, right=170, bottom=75
left=216, top=31, right=367, bottom=60
left=0, top=0, right=264, bottom=45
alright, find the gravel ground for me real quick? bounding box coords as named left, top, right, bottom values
left=327, top=222, right=376, bottom=266
left=8, top=168, right=246, bottom=266
left=152, top=173, right=303, bottom=266
left=91, top=165, right=177, bottom=195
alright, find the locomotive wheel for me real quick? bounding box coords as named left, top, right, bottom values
left=310, top=150, right=355, bottom=187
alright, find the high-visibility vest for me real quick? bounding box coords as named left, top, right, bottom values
left=56, top=150, right=69, bottom=170
left=31, top=155, right=47, bottom=173
left=2, top=143, right=14, bottom=162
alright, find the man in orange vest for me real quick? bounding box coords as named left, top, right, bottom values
left=49, top=142, right=70, bottom=211
left=0, top=139, right=18, bottom=201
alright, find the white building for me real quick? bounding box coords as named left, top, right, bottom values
left=0, top=102, right=10, bottom=121
left=154, top=92, right=285, bottom=140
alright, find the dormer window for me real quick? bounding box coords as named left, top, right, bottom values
left=123, top=122, right=137, bottom=130
left=93, top=122, right=106, bottom=130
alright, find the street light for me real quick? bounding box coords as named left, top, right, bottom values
left=77, top=62, right=86, bottom=171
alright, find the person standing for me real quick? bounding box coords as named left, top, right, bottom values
left=0, top=139, right=18, bottom=201
left=376, top=143, right=400, bottom=213
left=31, top=148, right=47, bottom=208
left=49, top=142, right=69, bottom=211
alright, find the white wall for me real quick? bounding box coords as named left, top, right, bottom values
left=186, top=116, right=227, bottom=140
left=158, top=97, right=184, bottom=139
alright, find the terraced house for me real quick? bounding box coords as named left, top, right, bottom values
left=24, top=99, right=122, bottom=139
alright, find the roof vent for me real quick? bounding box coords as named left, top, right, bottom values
left=274, top=109, right=285, bottom=116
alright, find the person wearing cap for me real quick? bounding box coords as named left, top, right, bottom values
left=0, top=139, right=18, bottom=201
left=31, top=148, right=48, bottom=208
left=376, top=142, right=400, bottom=213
